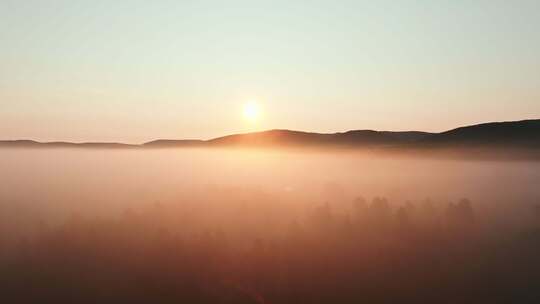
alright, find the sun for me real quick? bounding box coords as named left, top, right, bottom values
left=243, top=101, right=261, bottom=122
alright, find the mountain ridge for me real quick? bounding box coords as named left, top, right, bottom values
left=1, top=119, right=539, bottom=155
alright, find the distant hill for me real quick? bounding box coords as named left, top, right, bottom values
left=415, top=119, right=540, bottom=148
left=0, top=140, right=41, bottom=147
left=206, top=129, right=432, bottom=147
left=139, top=130, right=433, bottom=148
left=0, top=140, right=135, bottom=149
left=143, top=139, right=204, bottom=148
left=1, top=119, right=540, bottom=159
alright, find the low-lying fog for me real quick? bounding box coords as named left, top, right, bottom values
left=2, top=148, right=540, bottom=303
left=2, top=148, right=539, bottom=235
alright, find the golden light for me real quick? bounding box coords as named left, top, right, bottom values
left=243, top=101, right=261, bottom=122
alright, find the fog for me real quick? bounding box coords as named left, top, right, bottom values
left=2, top=149, right=539, bottom=227
left=1, top=148, right=540, bottom=303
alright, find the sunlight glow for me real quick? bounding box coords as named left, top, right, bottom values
left=243, top=101, right=261, bottom=122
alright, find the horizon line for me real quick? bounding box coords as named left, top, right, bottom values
left=0, top=118, right=538, bottom=146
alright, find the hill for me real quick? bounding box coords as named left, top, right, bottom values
left=1, top=119, right=539, bottom=159
left=206, top=129, right=432, bottom=147
left=415, top=119, right=540, bottom=148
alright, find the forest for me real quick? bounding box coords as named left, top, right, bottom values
left=2, top=192, right=540, bottom=303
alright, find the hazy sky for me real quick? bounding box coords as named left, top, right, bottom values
left=1, top=0, right=539, bottom=143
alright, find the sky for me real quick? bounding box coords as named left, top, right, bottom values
left=1, top=0, right=539, bottom=143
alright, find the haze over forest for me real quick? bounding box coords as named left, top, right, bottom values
left=2, top=141, right=540, bottom=303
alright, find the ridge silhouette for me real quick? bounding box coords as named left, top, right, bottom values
left=1, top=119, right=539, bottom=158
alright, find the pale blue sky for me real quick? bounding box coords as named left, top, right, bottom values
left=1, top=0, right=539, bottom=142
